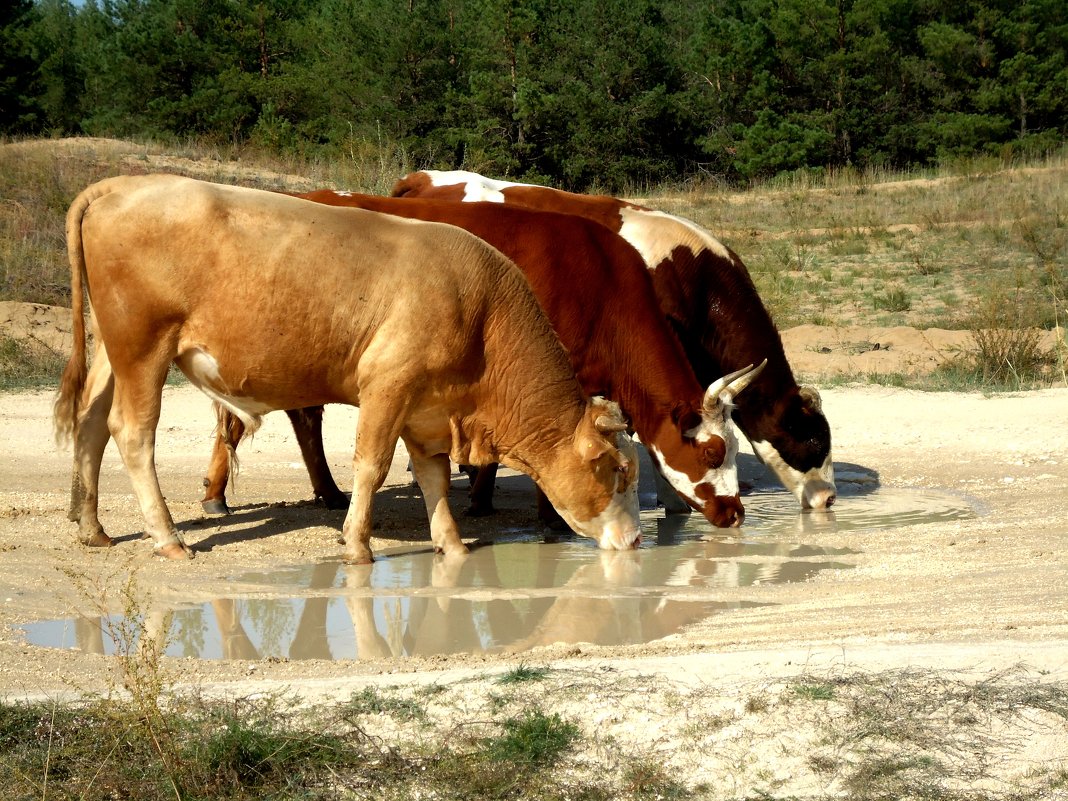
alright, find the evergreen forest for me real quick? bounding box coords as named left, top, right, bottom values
left=2, top=0, right=1066, bottom=190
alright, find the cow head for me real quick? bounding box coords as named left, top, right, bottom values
left=540, top=397, right=641, bottom=550
left=750, top=385, right=836, bottom=509
left=647, top=361, right=766, bottom=528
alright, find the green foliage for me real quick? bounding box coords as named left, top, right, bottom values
left=344, top=686, right=428, bottom=722
left=496, top=663, right=551, bottom=685
left=482, top=709, right=579, bottom=766
left=3, top=0, right=1065, bottom=189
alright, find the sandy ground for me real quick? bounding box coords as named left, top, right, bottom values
left=2, top=306, right=1067, bottom=794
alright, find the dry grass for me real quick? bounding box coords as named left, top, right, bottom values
left=3, top=658, right=1064, bottom=800
left=2, top=137, right=1065, bottom=390
left=642, top=151, right=1068, bottom=335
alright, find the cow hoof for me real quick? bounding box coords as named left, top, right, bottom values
left=80, top=530, right=113, bottom=548
left=438, top=543, right=470, bottom=558
left=320, top=492, right=349, bottom=511
left=540, top=516, right=570, bottom=532
left=201, top=498, right=230, bottom=516
left=155, top=542, right=194, bottom=560
left=464, top=502, right=496, bottom=518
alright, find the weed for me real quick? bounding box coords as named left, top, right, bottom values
left=344, top=686, right=428, bottom=723
left=872, top=287, right=912, bottom=312
left=744, top=695, right=770, bottom=714
left=482, top=709, right=579, bottom=766
left=947, top=285, right=1056, bottom=388
left=620, top=758, right=692, bottom=800
left=497, top=663, right=551, bottom=685
left=790, top=681, right=836, bottom=701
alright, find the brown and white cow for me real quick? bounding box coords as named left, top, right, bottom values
left=391, top=170, right=836, bottom=510
left=54, top=174, right=640, bottom=562
left=201, top=193, right=765, bottom=529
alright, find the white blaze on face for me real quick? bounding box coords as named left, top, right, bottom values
left=569, top=478, right=642, bottom=550
left=751, top=438, right=837, bottom=509
left=556, top=432, right=642, bottom=550
left=647, top=444, right=704, bottom=510
left=648, top=420, right=741, bottom=510
left=617, top=206, right=735, bottom=270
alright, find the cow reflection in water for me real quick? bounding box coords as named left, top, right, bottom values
left=83, top=531, right=851, bottom=660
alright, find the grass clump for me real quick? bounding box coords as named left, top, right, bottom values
left=0, top=695, right=394, bottom=801
left=344, top=686, right=428, bottom=723
left=620, top=759, right=695, bottom=800
left=932, top=285, right=1057, bottom=390
left=497, top=663, right=552, bottom=685
left=483, top=709, right=579, bottom=766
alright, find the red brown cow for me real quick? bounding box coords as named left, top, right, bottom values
left=54, top=175, right=640, bottom=562
left=392, top=170, right=836, bottom=510
left=201, top=193, right=765, bottom=529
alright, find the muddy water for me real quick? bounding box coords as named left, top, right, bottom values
left=21, top=485, right=978, bottom=660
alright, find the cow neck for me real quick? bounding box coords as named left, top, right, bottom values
left=651, top=241, right=799, bottom=421
left=471, top=288, right=586, bottom=484
left=549, top=278, right=703, bottom=447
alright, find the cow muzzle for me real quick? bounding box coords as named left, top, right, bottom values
left=802, top=480, right=837, bottom=509
left=596, top=519, right=642, bottom=550
left=701, top=493, right=745, bottom=528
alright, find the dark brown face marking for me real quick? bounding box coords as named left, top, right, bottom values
left=693, top=483, right=745, bottom=528
left=697, top=437, right=726, bottom=470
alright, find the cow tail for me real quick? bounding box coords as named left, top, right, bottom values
left=53, top=181, right=109, bottom=446
left=216, top=402, right=242, bottom=491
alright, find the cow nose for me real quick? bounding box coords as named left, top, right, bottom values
left=599, top=521, right=641, bottom=550
left=804, top=484, right=837, bottom=509
left=705, top=496, right=744, bottom=528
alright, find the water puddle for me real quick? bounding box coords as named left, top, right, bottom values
left=21, top=485, right=978, bottom=661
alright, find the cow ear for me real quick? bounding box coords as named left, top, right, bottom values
left=671, top=402, right=702, bottom=437
left=701, top=437, right=727, bottom=469
left=799, top=385, right=823, bottom=413
left=576, top=431, right=612, bottom=463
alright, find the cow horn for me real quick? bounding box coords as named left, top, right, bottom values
left=704, top=359, right=768, bottom=408
left=592, top=396, right=630, bottom=433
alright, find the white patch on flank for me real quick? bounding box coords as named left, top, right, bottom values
left=618, top=206, right=734, bottom=269
left=333, top=190, right=353, bottom=197
left=751, top=438, right=837, bottom=508
left=178, top=348, right=272, bottom=434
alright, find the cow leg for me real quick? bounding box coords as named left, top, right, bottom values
left=286, top=407, right=349, bottom=509
left=466, top=462, right=498, bottom=516
left=408, top=447, right=469, bottom=557
left=109, top=368, right=192, bottom=560
left=535, top=486, right=570, bottom=531
left=340, top=400, right=408, bottom=565
left=69, top=349, right=114, bottom=547
left=653, top=464, right=692, bottom=515
left=201, top=407, right=244, bottom=515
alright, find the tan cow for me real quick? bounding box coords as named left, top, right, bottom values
left=54, top=175, right=640, bottom=562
